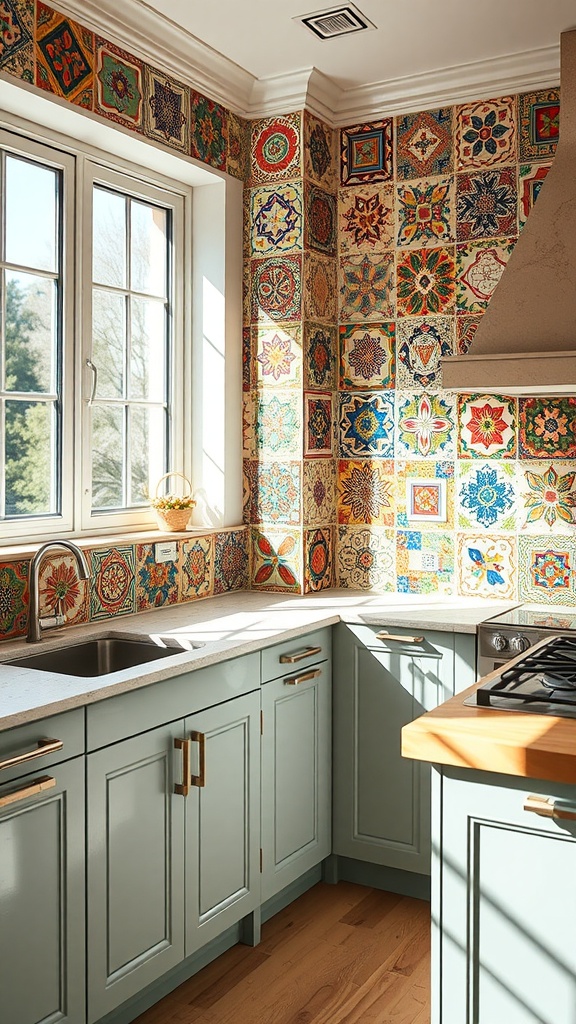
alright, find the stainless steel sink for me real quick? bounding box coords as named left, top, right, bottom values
left=5, top=634, right=203, bottom=678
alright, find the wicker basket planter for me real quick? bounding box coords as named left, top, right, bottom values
left=151, top=472, right=195, bottom=532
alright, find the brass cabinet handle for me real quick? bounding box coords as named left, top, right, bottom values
left=524, top=794, right=576, bottom=822
left=174, top=738, right=191, bottom=797
left=0, top=738, right=64, bottom=773
left=279, top=646, right=322, bottom=664
left=190, top=731, right=206, bottom=787
left=375, top=632, right=424, bottom=644
left=284, top=668, right=322, bottom=686
left=0, top=775, right=56, bottom=809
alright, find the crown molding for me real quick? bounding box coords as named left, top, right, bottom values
left=51, top=1, right=561, bottom=125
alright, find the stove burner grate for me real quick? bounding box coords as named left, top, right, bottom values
left=476, top=635, right=576, bottom=710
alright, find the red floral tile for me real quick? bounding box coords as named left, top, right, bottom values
left=458, top=394, right=517, bottom=459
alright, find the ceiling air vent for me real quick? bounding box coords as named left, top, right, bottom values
left=297, top=4, right=376, bottom=40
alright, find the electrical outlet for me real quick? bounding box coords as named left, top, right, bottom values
left=155, top=542, right=177, bottom=563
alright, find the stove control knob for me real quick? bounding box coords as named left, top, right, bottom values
left=510, top=635, right=531, bottom=655
left=491, top=633, right=508, bottom=652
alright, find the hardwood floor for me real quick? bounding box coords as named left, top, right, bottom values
left=134, top=883, right=431, bottom=1024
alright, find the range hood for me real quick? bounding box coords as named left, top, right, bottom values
left=441, top=27, right=576, bottom=395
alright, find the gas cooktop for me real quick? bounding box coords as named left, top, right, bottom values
left=466, top=635, right=576, bottom=718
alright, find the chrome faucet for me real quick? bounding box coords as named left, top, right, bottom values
left=27, top=540, right=90, bottom=643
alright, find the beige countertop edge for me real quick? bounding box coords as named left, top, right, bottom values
left=0, top=590, right=518, bottom=731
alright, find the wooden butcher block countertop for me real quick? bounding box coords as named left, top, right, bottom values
left=402, top=637, right=576, bottom=787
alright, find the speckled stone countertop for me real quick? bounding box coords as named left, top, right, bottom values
left=0, top=590, right=517, bottom=730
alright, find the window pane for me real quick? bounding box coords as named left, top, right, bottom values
left=5, top=400, right=56, bottom=515
left=92, top=289, right=125, bottom=398
left=130, top=297, right=166, bottom=400
left=131, top=201, right=167, bottom=297
left=92, top=405, right=124, bottom=509
left=93, top=187, right=126, bottom=288
left=129, top=406, right=166, bottom=506
left=4, top=271, right=56, bottom=394
left=5, top=156, right=58, bottom=273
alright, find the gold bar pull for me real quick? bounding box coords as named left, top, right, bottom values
left=284, top=669, right=321, bottom=686
left=279, top=646, right=322, bottom=664
left=375, top=632, right=424, bottom=644
left=190, top=731, right=206, bottom=787
left=524, top=794, right=576, bottom=822
left=0, top=737, right=64, bottom=773
left=174, top=738, right=191, bottom=797
left=0, top=775, right=56, bottom=809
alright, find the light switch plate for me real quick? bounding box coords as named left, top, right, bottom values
left=155, top=541, right=177, bottom=563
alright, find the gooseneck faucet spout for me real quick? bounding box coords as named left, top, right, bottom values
left=27, top=540, right=90, bottom=643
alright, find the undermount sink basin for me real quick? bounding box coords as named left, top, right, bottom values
left=5, top=634, right=204, bottom=678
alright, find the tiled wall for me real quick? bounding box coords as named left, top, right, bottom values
left=245, top=91, right=576, bottom=606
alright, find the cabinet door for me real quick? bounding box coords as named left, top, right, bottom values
left=87, top=723, right=185, bottom=1023
left=185, top=690, right=260, bottom=953
left=261, top=658, right=331, bottom=902
left=439, top=771, right=576, bottom=1024
left=0, top=758, right=85, bottom=1024
left=333, top=622, right=454, bottom=873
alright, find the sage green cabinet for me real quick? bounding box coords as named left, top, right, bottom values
left=333, top=622, right=475, bottom=875
left=260, top=629, right=331, bottom=902
left=436, top=768, right=576, bottom=1024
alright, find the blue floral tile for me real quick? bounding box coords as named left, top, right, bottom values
left=252, top=461, right=301, bottom=525
left=456, top=96, right=517, bottom=169
left=457, top=461, right=516, bottom=531
left=136, top=543, right=179, bottom=610
left=142, top=65, right=189, bottom=152
left=518, top=535, right=576, bottom=605
left=456, top=167, right=517, bottom=240
left=456, top=533, right=517, bottom=600
left=250, top=181, right=303, bottom=256
left=338, top=392, right=394, bottom=458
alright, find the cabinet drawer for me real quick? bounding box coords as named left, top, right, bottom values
left=261, top=628, right=331, bottom=684
left=0, top=708, right=85, bottom=786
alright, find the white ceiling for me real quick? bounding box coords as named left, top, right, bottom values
left=60, top=0, right=576, bottom=121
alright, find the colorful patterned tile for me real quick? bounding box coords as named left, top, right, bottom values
left=242, top=392, right=255, bottom=458
left=396, top=460, right=454, bottom=530
left=396, top=247, right=455, bottom=316
left=214, top=529, right=249, bottom=594
left=340, top=119, right=393, bottom=186
left=396, top=107, right=454, bottom=180
left=251, top=255, right=302, bottom=323
left=251, top=527, right=301, bottom=592
left=250, top=114, right=301, bottom=184
left=339, top=253, right=395, bottom=322
left=0, top=0, right=33, bottom=81
left=456, top=314, right=483, bottom=354
left=456, top=533, right=517, bottom=600
left=227, top=111, right=250, bottom=181
left=396, top=315, right=453, bottom=389
left=303, top=459, right=336, bottom=525
left=458, top=393, right=516, bottom=458
left=304, top=392, right=333, bottom=458
left=338, top=392, right=394, bottom=458
left=339, top=322, right=395, bottom=390
left=337, top=459, right=395, bottom=526
left=142, top=66, right=190, bottom=152
left=250, top=181, right=303, bottom=256
left=456, top=167, right=517, bottom=241
left=303, top=253, right=337, bottom=323
left=89, top=545, right=136, bottom=620
left=519, top=89, right=560, bottom=161
left=242, top=327, right=252, bottom=391
left=456, top=238, right=516, bottom=313
left=518, top=461, right=576, bottom=534
left=190, top=90, right=227, bottom=171
left=95, top=38, right=143, bottom=129
left=243, top=459, right=256, bottom=524
left=0, top=560, right=28, bottom=638
left=396, top=530, right=454, bottom=595
left=305, top=184, right=337, bottom=256
left=338, top=184, right=394, bottom=253
left=180, top=535, right=214, bottom=600
left=518, top=535, right=575, bottom=604
left=255, top=390, right=301, bottom=458
left=519, top=397, right=576, bottom=459
left=38, top=552, right=89, bottom=625
left=252, top=461, right=301, bottom=525
left=396, top=176, right=455, bottom=248
left=36, top=3, right=93, bottom=109
left=304, top=111, right=337, bottom=189
left=519, top=162, right=553, bottom=229
left=456, top=461, right=516, bottom=531
left=136, top=543, right=178, bottom=611
left=304, top=527, right=333, bottom=593
left=255, top=325, right=301, bottom=387
left=304, top=322, right=336, bottom=390
left=456, top=96, right=517, bottom=169
left=337, top=525, right=395, bottom=591
left=396, top=391, right=456, bottom=459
